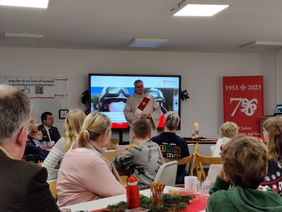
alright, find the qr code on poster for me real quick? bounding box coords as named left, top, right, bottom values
left=35, top=85, right=44, bottom=94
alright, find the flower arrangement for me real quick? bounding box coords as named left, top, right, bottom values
left=102, top=193, right=195, bottom=212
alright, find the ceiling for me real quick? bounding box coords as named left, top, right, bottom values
left=0, top=0, right=282, bottom=52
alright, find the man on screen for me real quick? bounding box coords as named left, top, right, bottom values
left=124, top=80, right=162, bottom=143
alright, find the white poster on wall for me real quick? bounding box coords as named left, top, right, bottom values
left=1, top=77, right=55, bottom=98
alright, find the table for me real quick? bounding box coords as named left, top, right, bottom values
left=185, top=138, right=217, bottom=145
left=61, top=186, right=207, bottom=212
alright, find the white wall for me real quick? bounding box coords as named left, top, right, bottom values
left=260, top=50, right=282, bottom=115
left=0, top=47, right=261, bottom=140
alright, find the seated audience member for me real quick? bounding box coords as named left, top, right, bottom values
left=212, top=121, right=239, bottom=156
left=24, top=120, right=49, bottom=163
left=260, top=117, right=282, bottom=195
left=38, top=111, right=61, bottom=143
left=0, top=84, right=60, bottom=212
left=207, top=135, right=282, bottom=212
left=42, top=109, right=86, bottom=178
left=113, top=119, right=164, bottom=189
left=57, top=112, right=124, bottom=207
left=151, top=111, right=189, bottom=184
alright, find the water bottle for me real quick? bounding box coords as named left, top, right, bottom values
left=126, top=176, right=140, bottom=209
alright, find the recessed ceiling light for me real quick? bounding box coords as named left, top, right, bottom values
left=174, top=4, right=229, bottom=17
left=0, top=0, right=49, bottom=9
left=240, top=41, right=282, bottom=50
left=129, top=38, right=168, bottom=48
left=5, top=32, right=44, bottom=39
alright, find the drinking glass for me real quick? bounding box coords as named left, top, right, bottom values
left=192, top=180, right=202, bottom=195
left=150, top=182, right=165, bottom=209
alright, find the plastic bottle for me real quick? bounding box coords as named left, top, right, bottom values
left=126, top=176, right=140, bottom=209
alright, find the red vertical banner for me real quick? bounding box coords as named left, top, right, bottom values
left=223, top=76, right=264, bottom=137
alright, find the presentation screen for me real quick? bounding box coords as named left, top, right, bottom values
left=89, top=74, right=181, bottom=129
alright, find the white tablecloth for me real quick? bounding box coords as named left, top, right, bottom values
left=61, top=186, right=182, bottom=211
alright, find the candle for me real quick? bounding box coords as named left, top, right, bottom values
left=194, top=122, right=200, bottom=131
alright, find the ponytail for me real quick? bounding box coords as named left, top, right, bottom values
left=78, top=128, right=90, bottom=147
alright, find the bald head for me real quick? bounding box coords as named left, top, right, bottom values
left=0, top=84, right=31, bottom=144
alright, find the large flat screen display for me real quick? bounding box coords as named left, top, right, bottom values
left=89, top=74, right=181, bottom=129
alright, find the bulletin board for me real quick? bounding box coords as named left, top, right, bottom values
left=0, top=76, right=69, bottom=124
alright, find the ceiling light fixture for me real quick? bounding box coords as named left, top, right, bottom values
left=240, top=41, right=282, bottom=50
left=0, top=0, right=49, bottom=9
left=129, top=38, right=168, bottom=48
left=172, top=0, right=230, bottom=17
left=4, top=32, right=44, bottom=40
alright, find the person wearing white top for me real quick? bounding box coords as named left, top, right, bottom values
left=212, top=122, right=239, bottom=156
left=208, top=122, right=239, bottom=183
left=42, top=109, right=86, bottom=179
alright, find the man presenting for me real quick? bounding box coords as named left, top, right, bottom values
left=38, top=111, right=61, bottom=144
left=124, top=80, right=162, bottom=142
left=0, top=84, right=60, bottom=212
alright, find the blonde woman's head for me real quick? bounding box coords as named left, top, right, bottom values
left=63, top=109, right=86, bottom=151
left=220, top=122, right=239, bottom=138
left=78, top=112, right=111, bottom=147
left=164, top=111, right=180, bottom=131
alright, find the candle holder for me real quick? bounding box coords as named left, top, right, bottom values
left=150, top=182, right=165, bottom=209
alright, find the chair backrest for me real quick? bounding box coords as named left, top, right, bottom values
left=154, top=161, right=178, bottom=186
left=194, top=153, right=222, bottom=181
left=177, top=155, right=195, bottom=175
left=48, top=179, right=57, bottom=199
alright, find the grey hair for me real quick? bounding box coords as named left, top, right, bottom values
left=0, top=84, right=31, bottom=144
left=164, top=111, right=180, bottom=131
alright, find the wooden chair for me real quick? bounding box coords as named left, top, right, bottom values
left=188, top=143, right=199, bottom=176
left=48, top=179, right=57, bottom=199
left=194, top=152, right=222, bottom=181
left=102, top=149, right=123, bottom=161
left=120, top=175, right=128, bottom=186
left=177, top=154, right=194, bottom=175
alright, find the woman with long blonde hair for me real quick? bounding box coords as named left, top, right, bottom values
left=42, top=109, right=86, bottom=177
left=260, top=116, right=282, bottom=195
left=57, top=112, right=125, bottom=207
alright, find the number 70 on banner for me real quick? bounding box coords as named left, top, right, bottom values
left=230, top=98, right=258, bottom=117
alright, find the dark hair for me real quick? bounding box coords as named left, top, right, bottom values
left=0, top=85, right=31, bottom=143
left=134, top=80, right=143, bottom=86
left=221, top=135, right=268, bottom=189
left=41, top=112, right=52, bottom=123
left=133, top=119, right=151, bottom=139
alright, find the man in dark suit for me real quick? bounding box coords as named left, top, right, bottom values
left=0, top=84, right=60, bottom=212
left=38, top=111, right=61, bottom=143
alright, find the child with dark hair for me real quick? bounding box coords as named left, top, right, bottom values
left=207, top=135, right=282, bottom=212
left=112, top=119, right=164, bottom=189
